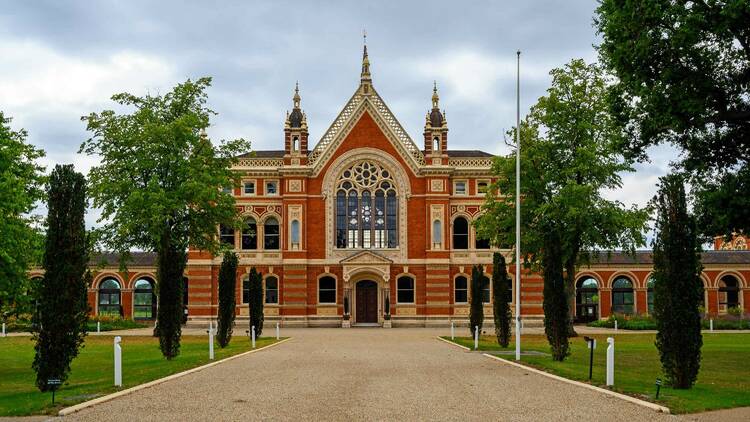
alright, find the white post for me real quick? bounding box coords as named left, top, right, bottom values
left=514, top=50, right=522, bottom=362
left=276, top=323, right=280, bottom=340
left=208, top=326, right=215, bottom=360
left=710, top=319, right=714, bottom=332
left=2, top=322, right=5, bottom=337
left=474, top=325, right=479, bottom=350
left=114, top=336, right=122, bottom=387
left=606, top=337, right=614, bottom=386
left=97, top=321, right=100, bottom=333
left=614, top=319, right=618, bottom=331
left=251, top=325, right=256, bottom=349
left=450, top=321, right=455, bottom=340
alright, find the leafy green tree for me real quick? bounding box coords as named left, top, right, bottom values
left=542, top=226, right=569, bottom=361
left=596, top=0, right=750, bottom=238
left=652, top=174, right=703, bottom=389
left=469, top=265, right=484, bottom=336
left=0, top=112, right=46, bottom=319
left=492, top=252, right=511, bottom=348
left=80, top=77, right=250, bottom=358
left=32, top=165, right=89, bottom=391
left=217, top=251, right=238, bottom=348
left=477, top=59, right=648, bottom=334
left=247, top=267, right=264, bottom=338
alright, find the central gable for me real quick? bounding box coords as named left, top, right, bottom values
left=309, top=88, right=425, bottom=176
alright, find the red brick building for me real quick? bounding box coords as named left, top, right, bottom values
left=45, top=48, right=749, bottom=326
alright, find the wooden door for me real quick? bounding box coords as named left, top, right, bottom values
left=356, top=281, right=378, bottom=323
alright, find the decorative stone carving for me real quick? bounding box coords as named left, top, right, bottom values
left=288, top=179, right=302, bottom=192
left=341, top=250, right=392, bottom=282
left=430, top=179, right=444, bottom=192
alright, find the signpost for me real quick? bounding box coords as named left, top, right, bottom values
left=655, top=378, right=662, bottom=399
left=583, top=336, right=596, bottom=380
left=47, top=378, right=62, bottom=404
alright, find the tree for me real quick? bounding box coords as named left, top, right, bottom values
left=217, top=251, right=238, bottom=348
left=32, top=165, right=89, bottom=391
left=492, top=252, right=511, bottom=348
left=0, top=112, right=46, bottom=319
left=81, top=77, right=250, bottom=359
left=477, top=59, right=649, bottom=335
left=247, top=267, right=264, bottom=338
left=652, top=174, right=703, bottom=389
left=469, top=265, right=484, bottom=336
left=542, top=226, right=570, bottom=361
left=596, top=0, right=750, bottom=238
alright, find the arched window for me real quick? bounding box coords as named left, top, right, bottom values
left=433, top=136, right=440, bottom=152
left=397, top=276, right=415, bottom=303
left=265, top=276, right=279, bottom=304
left=219, top=224, right=235, bottom=247
left=242, top=277, right=251, bottom=304
left=475, top=233, right=490, bottom=249
left=98, top=278, right=121, bottom=317
left=291, top=220, right=301, bottom=249
left=242, top=218, right=257, bottom=250
left=264, top=217, right=280, bottom=250
left=576, top=277, right=599, bottom=322
left=432, top=220, right=442, bottom=249
left=453, top=217, right=469, bottom=249
left=611, top=277, right=634, bottom=315
left=455, top=275, right=468, bottom=303
left=647, top=278, right=655, bottom=315
left=335, top=161, right=399, bottom=249
left=481, top=276, right=491, bottom=303
left=292, top=136, right=299, bottom=152
left=133, top=278, right=156, bottom=319
left=319, top=276, right=336, bottom=304
left=719, top=275, right=740, bottom=311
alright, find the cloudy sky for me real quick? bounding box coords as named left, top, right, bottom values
left=1, top=0, right=677, bottom=233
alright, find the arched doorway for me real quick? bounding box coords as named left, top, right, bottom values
left=133, top=278, right=156, bottom=320
left=355, top=280, right=378, bottom=324
left=575, top=277, right=599, bottom=323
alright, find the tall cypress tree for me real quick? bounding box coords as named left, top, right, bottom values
left=652, top=174, right=703, bottom=389
left=248, top=267, right=264, bottom=338
left=492, top=253, right=512, bottom=348
left=156, top=236, right=186, bottom=359
left=469, top=265, right=485, bottom=336
left=32, top=165, right=89, bottom=391
left=542, top=226, right=569, bottom=361
left=217, top=251, right=238, bottom=348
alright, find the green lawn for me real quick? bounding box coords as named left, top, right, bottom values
left=0, top=335, right=281, bottom=416
left=445, top=333, right=750, bottom=414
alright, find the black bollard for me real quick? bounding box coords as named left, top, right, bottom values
left=655, top=378, right=662, bottom=399
left=583, top=336, right=595, bottom=380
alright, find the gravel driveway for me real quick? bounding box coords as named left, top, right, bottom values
left=62, top=328, right=679, bottom=421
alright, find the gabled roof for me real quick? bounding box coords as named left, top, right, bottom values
left=307, top=86, right=426, bottom=173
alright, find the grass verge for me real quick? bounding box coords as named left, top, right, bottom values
left=0, top=335, right=281, bottom=416
left=443, top=333, right=750, bottom=414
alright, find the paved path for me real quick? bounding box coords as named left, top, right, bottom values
left=63, top=328, right=679, bottom=421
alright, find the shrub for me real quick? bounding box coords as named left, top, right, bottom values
left=32, top=165, right=89, bottom=392
left=156, top=242, right=187, bottom=359
left=542, top=228, right=569, bottom=361
left=247, top=267, right=264, bottom=338
left=217, top=251, right=238, bottom=348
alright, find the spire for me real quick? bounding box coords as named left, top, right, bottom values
left=432, top=80, right=440, bottom=109
left=287, top=82, right=305, bottom=129
left=427, top=81, right=445, bottom=128
left=361, top=29, right=371, bottom=83
left=293, top=81, right=301, bottom=109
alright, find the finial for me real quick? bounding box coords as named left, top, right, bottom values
left=361, top=30, right=371, bottom=83
left=293, top=81, right=301, bottom=108
left=432, top=81, right=440, bottom=109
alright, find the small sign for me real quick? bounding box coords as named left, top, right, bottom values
left=587, top=339, right=597, bottom=350
left=47, top=379, right=62, bottom=386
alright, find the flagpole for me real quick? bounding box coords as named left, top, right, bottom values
left=515, top=50, right=521, bottom=361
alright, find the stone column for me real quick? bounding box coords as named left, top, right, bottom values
left=383, top=286, right=392, bottom=328
left=342, top=287, right=352, bottom=328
